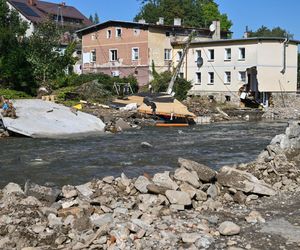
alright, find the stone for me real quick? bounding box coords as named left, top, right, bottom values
left=64, top=215, right=75, bottom=226
left=131, top=219, right=150, bottom=230
left=48, top=213, right=63, bottom=228
left=286, top=121, right=300, bottom=139
left=179, top=183, right=196, bottom=198
left=3, top=182, right=24, bottom=196
left=61, top=185, right=78, bottom=199
left=245, top=211, right=265, bottom=224
left=58, top=207, right=84, bottom=218
left=170, top=204, right=185, bottom=211
left=73, top=216, right=92, bottom=232
left=195, top=190, right=208, bottom=201
left=195, top=235, right=215, bottom=249
left=134, top=176, right=151, bottom=193
left=115, top=118, right=131, bottom=131
left=26, top=182, right=60, bottom=203
left=20, top=196, right=42, bottom=207
left=246, top=194, right=259, bottom=203
left=141, top=142, right=153, bottom=148
left=146, top=184, right=169, bottom=195
left=76, top=182, right=94, bottom=197
left=103, top=176, right=114, bottom=184
left=217, top=166, right=276, bottom=196
left=152, top=171, right=178, bottom=190
left=32, top=225, right=45, bottom=234
left=207, top=184, right=218, bottom=199
left=233, top=191, right=247, bottom=204
left=174, top=168, right=201, bottom=188
left=120, top=173, right=131, bottom=187
left=165, top=190, right=191, bottom=206
left=61, top=199, right=78, bottom=209
left=218, top=221, right=240, bottom=236
left=178, top=158, right=216, bottom=182
left=55, top=235, right=67, bottom=245
left=136, top=229, right=146, bottom=239
left=90, top=213, right=113, bottom=227
left=223, top=193, right=234, bottom=202
left=0, top=237, right=10, bottom=249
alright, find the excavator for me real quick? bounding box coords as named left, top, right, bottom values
left=113, top=31, right=197, bottom=127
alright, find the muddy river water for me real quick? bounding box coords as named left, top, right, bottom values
left=0, top=121, right=287, bottom=187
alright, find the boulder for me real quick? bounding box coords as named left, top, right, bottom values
left=217, top=166, right=276, bottom=196
left=26, top=182, right=60, bottom=203
left=75, top=183, right=94, bottom=197
left=20, top=196, right=42, bottom=207
left=62, top=185, right=78, bottom=199
left=134, top=176, right=151, bottom=193
left=165, top=190, right=191, bottom=206
left=245, top=211, right=265, bottom=224
left=152, top=171, right=178, bottom=190
left=195, top=190, right=208, bottom=201
left=174, top=168, right=201, bottom=188
left=48, top=213, right=63, bottom=228
left=141, top=142, right=153, bottom=149
left=179, top=183, right=196, bottom=198
left=3, top=183, right=24, bottom=196
left=181, top=233, right=203, bottom=243
left=207, top=184, right=218, bottom=199
left=115, top=118, right=131, bottom=131
left=218, top=221, right=240, bottom=236
left=178, top=158, right=216, bottom=182
left=90, top=213, right=113, bottom=227
left=146, top=184, right=169, bottom=195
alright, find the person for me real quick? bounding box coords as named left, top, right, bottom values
left=2, top=99, right=9, bottom=111
left=2, top=100, right=17, bottom=119
left=148, top=84, right=153, bottom=94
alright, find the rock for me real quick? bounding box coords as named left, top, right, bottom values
left=181, top=233, right=203, bottom=243
left=115, top=118, right=131, bottom=131
left=195, top=190, right=207, bottom=201
left=233, top=191, right=247, bottom=204
left=55, top=235, right=67, bottom=245
left=245, top=211, right=265, bottom=224
left=26, top=182, right=60, bottom=203
left=73, top=216, right=92, bottom=232
left=120, top=173, right=131, bottom=187
left=141, top=142, right=153, bottom=148
left=61, top=199, right=78, bottom=209
left=207, top=184, right=218, bottom=199
left=170, top=204, right=185, bottom=211
left=217, top=166, right=276, bottom=196
left=134, top=176, right=151, bottom=193
left=20, top=196, right=42, bottom=207
left=32, top=225, right=45, bottom=234
left=218, top=221, right=240, bottom=236
left=103, top=176, right=114, bottom=184
left=178, top=158, right=216, bottom=182
left=131, top=219, right=150, bottom=231
left=3, top=182, right=24, bottom=196
left=223, top=193, right=234, bottom=202
left=152, top=171, right=178, bottom=190
left=48, top=213, right=63, bottom=228
left=286, top=121, right=300, bottom=139
left=76, top=182, right=94, bottom=197
left=90, top=213, right=113, bottom=227
left=146, top=184, right=169, bottom=195
left=0, top=237, right=10, bottom=249
left=179, top=183, right=196, bottom=198
left=195, top=235, right=215, bottom=249
left=62, top=185, right=78, bottom=199
left=165, top=190, right=191, bottom=206
left=58, top=207, right=84, bottom=218
left=174, top=168, right=201, bottom=188
left=64, top=215, right=75, bottom=226
left=246, top=194, right=259, bottom=203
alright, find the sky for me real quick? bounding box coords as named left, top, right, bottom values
left=48, top=0, right=300, bottom=40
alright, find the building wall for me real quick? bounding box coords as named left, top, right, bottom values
left=174, top=40, right=298, bottom=101
left=82, top=25, right=149, bottom=85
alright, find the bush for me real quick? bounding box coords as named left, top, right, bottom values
left=0, top=89, right=31, bottom=99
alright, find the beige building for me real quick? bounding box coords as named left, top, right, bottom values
left=172, top=38, right=299, bottom=105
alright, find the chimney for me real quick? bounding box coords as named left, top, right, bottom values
left=243, top=26, right=249, bottom=38
left=157, top=17, right=164, bottom=25
left=174, top=18, right=181, bottom=26
left=138, top=19, right=146, bottom=24
left=28, top=0, right=37, bottom=6
left=211, top=20, right=221, bottom=40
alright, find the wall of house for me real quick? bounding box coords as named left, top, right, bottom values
left=7, top=2, right=35, bottom=37
left=174, top=40, right=298, bottom=102
left=82, top=25, right=149, bottom=85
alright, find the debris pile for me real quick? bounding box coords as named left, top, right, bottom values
left=1, top=122, right=300, bottom=249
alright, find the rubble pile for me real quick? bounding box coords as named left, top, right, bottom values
left=1, top=123, right=300, bottom=249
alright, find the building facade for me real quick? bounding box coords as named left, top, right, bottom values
left=77, top=20, right=230, bottom=86
left=172, top=38, right=299, bottom=105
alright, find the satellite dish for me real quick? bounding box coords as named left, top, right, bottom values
left=209, top=23, right=216, bottom=32
left=196, top=56, right=203, bottom=68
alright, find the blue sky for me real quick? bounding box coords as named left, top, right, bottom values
left=49, top=0, right=300, bottom=40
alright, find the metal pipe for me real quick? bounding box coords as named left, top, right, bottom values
left=281, top=38, right=288, bottom=74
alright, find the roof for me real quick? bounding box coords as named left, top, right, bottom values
left=8, top=0, right=92, bottom=27
left=172, top=37, right=300, bottom=46
left=76, top=20, right=231, bottom=37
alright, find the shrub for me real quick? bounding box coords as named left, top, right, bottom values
left=0, top=89, right=31, bottom=99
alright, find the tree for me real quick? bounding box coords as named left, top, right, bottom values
left=27, top=20, right=76, bottom=89
left=248, top=25, right=293, bottom=39
left=89, top=14, right=94, bottom=23
left=0, top=0, right=36, bottom=93
left=134, top=0, right=232, bottom=31
left=94, top=13, right=100, bottom=24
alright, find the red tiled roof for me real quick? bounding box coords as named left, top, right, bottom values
left=8, top=0, right=92, bottom=27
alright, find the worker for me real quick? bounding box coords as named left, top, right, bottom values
left=1, top=99, right=9, bottom=111
left=2, top=100, right=17, bottom=119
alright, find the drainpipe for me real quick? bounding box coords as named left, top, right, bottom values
left=280, top=38, right=288, bottom=74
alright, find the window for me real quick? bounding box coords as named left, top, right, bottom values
left=109, top=49, right=118, bottom=61
left=164, top=49, right=172, bottom=61
left=239, top=71, right=246, bottom=82
left=116, top=28, right=122, bottom=38
left=208, top=49, right=214, bottom=61
left=107, top=30, right=112, bottom=39
left=224, top=48, right=231, bottom=60
left=179, top=72, right=184, bottom=78
left=166, top=32, right=170, bottom=37
left=196, top=72, right=201, bottom=84
left=195, top=50, right=201, bottom=62
left=91, top=33, right=97, bottom=41
left=208, top=72, right=214, bottom=84
left=239, top=48, right=246, bottom=60
left=132, top=48, right=139, bottom=60
left=177, top=51, right=183, bottom=61
left=224, top=71, right=231, bottom=84
left=91, top=50, right=96, bottom=62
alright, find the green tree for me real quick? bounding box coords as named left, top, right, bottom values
left=94, top=13, right=100, bottom=24
left=134, top=0, right=232, bottom=31
left=27, top=20, right=76, bottom=89
left=248, top=25, right=293, bottom=39
left=89, top=14, right=94, bottom=23
left=0, top=0, right=35, bottom=93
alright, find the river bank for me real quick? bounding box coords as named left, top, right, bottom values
left=0, top=121, right=300, bottom=249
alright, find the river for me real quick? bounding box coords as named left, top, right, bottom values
left=0, top=121, right=287, bottom=188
